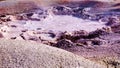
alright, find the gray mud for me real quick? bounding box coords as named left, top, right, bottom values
left=0, top=1, right=120, bottom=68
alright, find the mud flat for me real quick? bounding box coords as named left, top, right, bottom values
left=0, top=0, right=120, bottom=68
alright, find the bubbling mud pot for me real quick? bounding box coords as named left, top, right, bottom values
left=0, top=1, right=120, bottom=68
left=0, top=2, right=119, bottom=47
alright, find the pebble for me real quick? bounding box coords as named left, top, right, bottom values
left=36, top=28, right=42, bottom=30
left=10, top=25, right=17, bottom=28
left=11, top=37, right=17, bottom=39
left=21, top=29, right=28, bottom=32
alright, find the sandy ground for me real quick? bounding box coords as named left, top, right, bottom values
left=0, top=39, right=107, bottom=68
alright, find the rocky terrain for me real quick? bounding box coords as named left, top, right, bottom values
left=0, top=0, right=120, bottom=68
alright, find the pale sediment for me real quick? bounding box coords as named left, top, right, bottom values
left=0, top=0, right=120, bottom=68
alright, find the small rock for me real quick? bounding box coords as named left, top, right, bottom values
left=0, top=15, right=6, bottom=17
left=53, top=39, right=74, bottom=49
left=28, top=36, right=39, bottom=41
left=76, top=39, right=91, bottom=46
left=41, top=40, right=54, bottom=45
left=111, top=24, right=120, bottom=33
left=0, top=16, right=11, bottom=22
left=71, top=30, right=89, bottom=37
left=29, top=18, right=40, bottom=21
left=21, top=29, right=28, bottom=32
left=52, top=5, right=72, bottom=15
left=76, top=43, right=85, bottom=46
left=88, top=29, right=108, bottom=39
left=36, top=28, right=41, bottom=30
left=26, top=13, right=34, bottom=17
left=11, top=37, right=16, bottom=39
left=16, top=14, right=28, bottom=20
left=56, top=31, right=72, bottom=41
left=10, top=25, right=17, bottom=28
left=91, top=40, right=103, bottom=45
left=57, top=30, right=89, bottom=42
left=20, top=33, right=25, bottom=40
left=47, top=31, right=56, bottom=38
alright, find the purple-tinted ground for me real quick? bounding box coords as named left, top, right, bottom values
left=0, top=1, right=120, bottom=68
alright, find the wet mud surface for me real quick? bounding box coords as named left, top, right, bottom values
left=0, top=1, right=120, bottom=68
